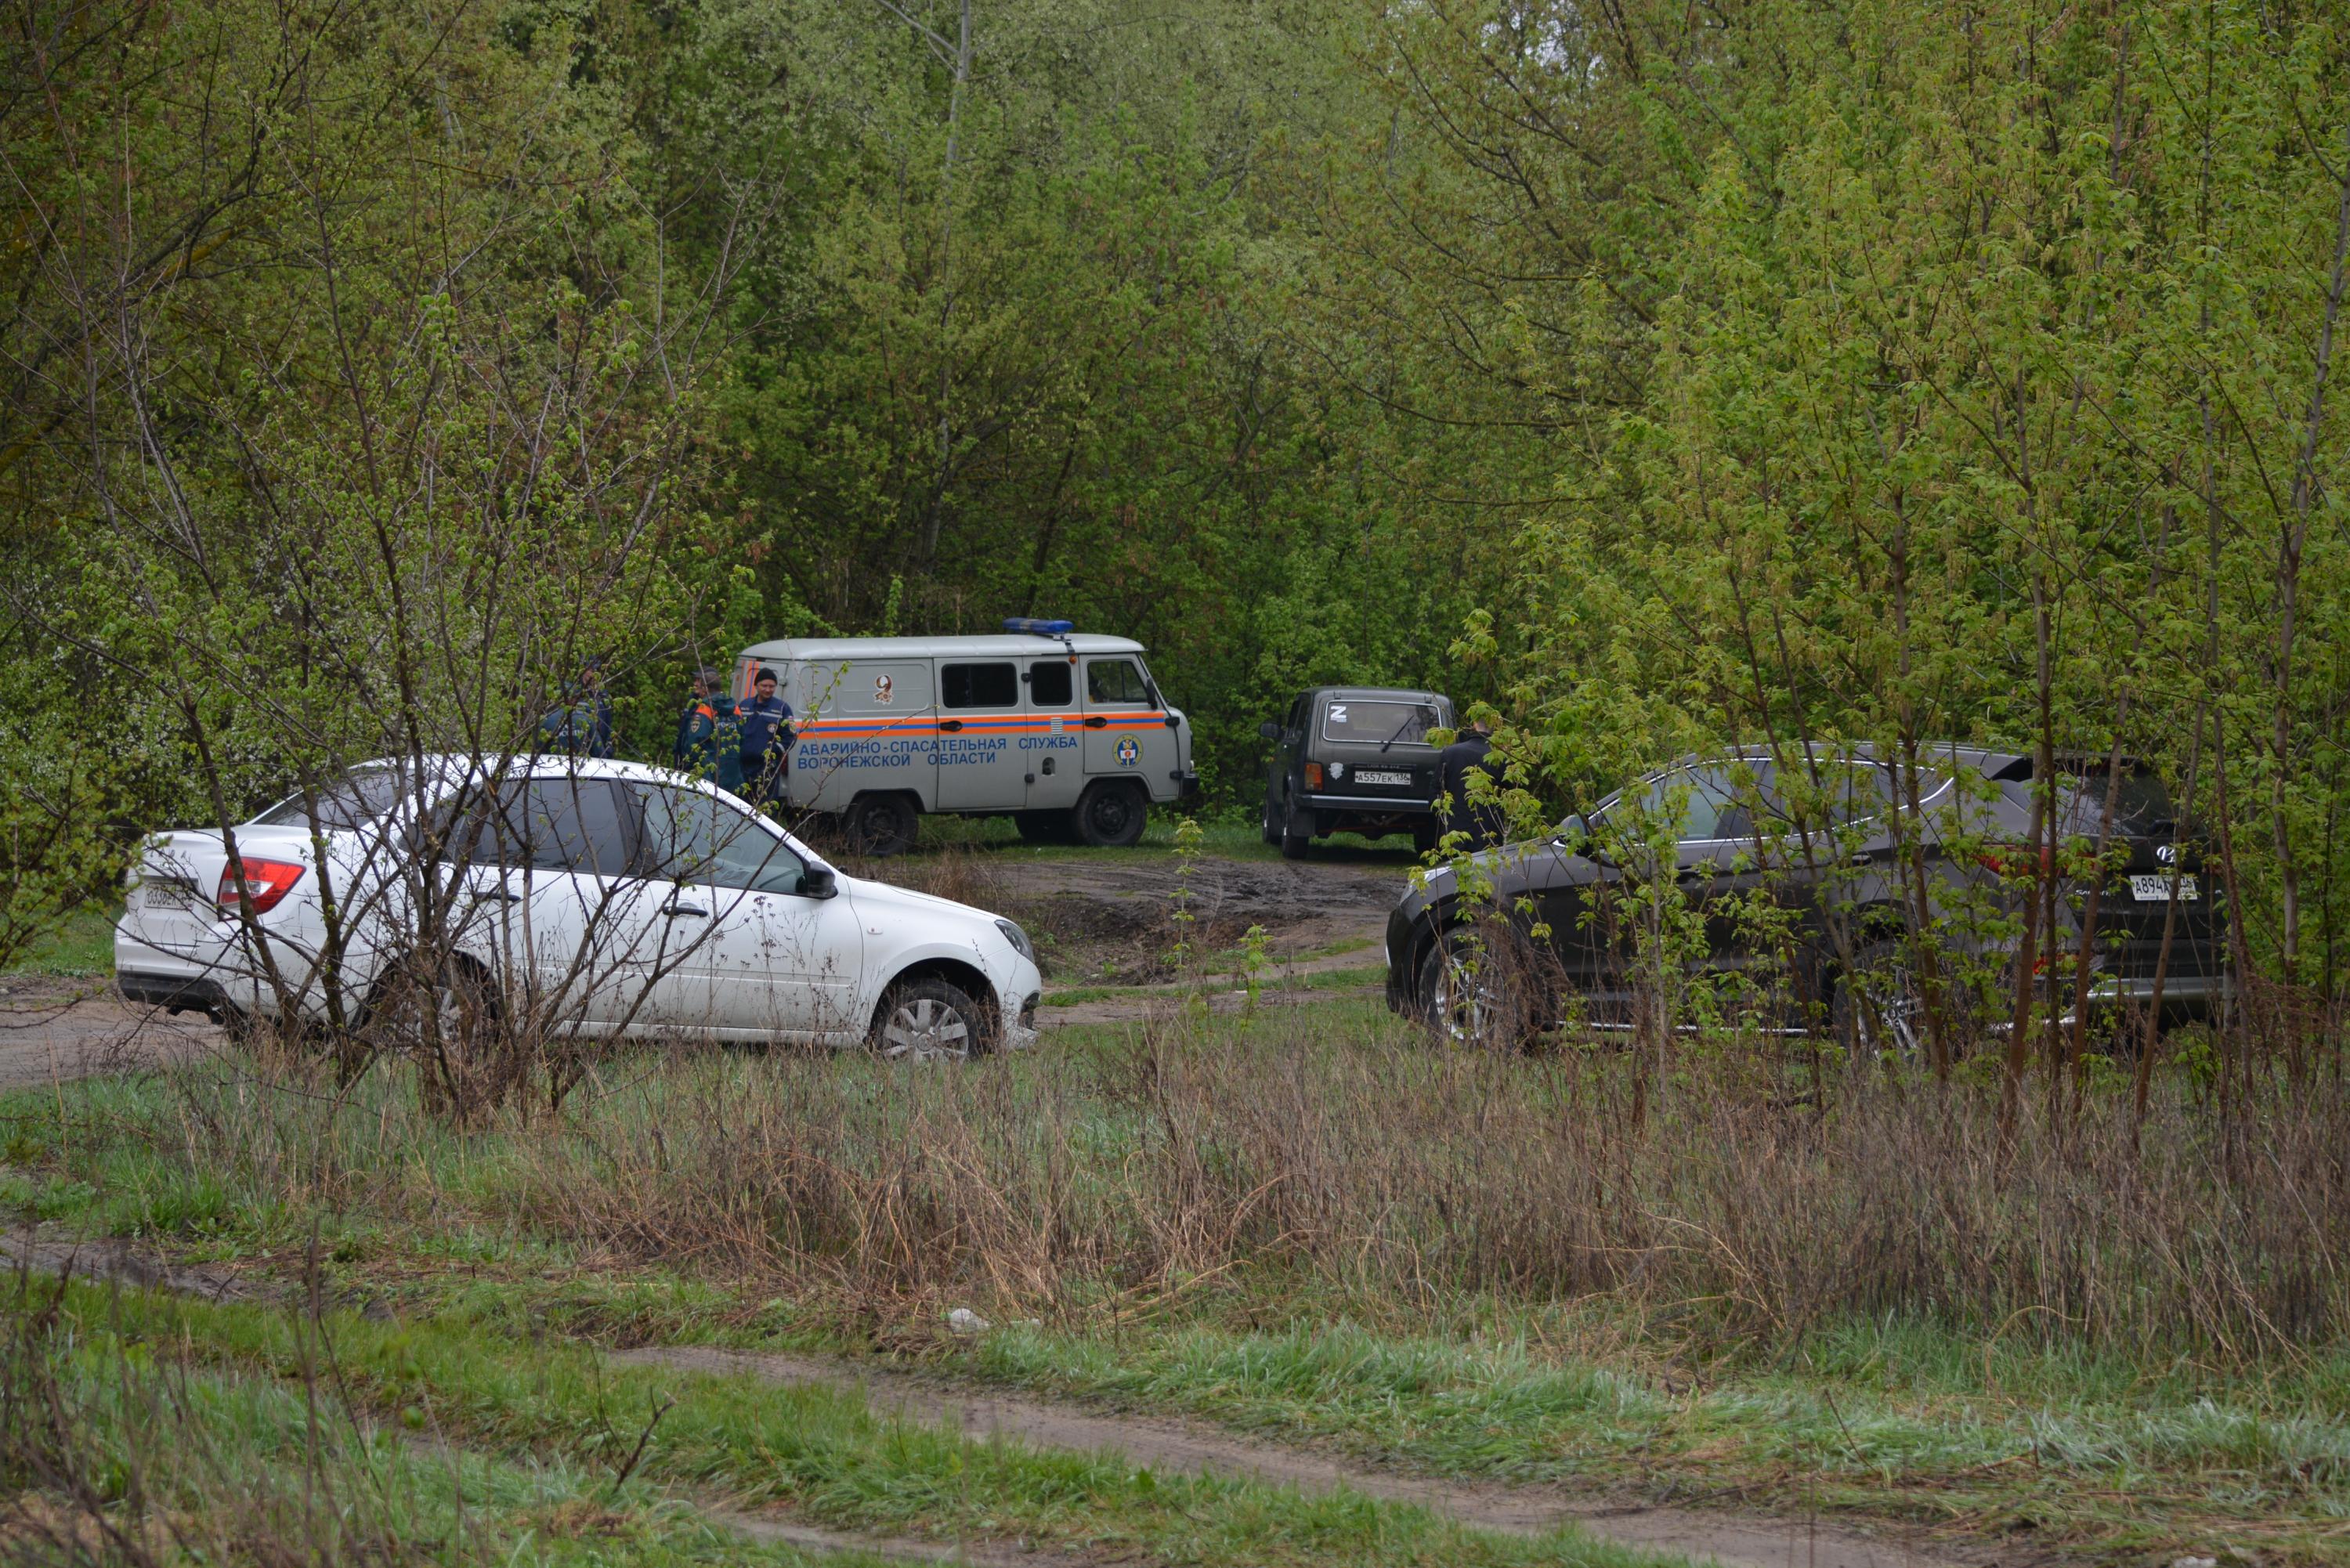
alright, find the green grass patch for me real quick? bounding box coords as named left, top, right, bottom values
left=33, top=1276, right=1676, bottom=1568
left=0, top=1290, right=874, bottom=1565
left=9, top=1008, right=2350, bottom=1563
left=6, top=901, right=118, bottom=977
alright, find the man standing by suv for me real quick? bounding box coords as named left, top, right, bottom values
left=1436, top=717, right=1506, bottom=850
left=738, top=667, right=794, bottom=806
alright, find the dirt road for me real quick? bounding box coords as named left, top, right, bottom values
left=866, top=845, right=1408, bottom=987
left=620, top=1344, right=1968, bottom=1568
left=0, top=977, right=215, bottom=1092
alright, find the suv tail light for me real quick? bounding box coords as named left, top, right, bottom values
left=216, top=858, right=306, bottom=915
left=1304, top=762, right=1325, bottom=789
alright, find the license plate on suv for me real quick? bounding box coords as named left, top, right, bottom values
left=2130, top=874, right=2198, bottom=902
left=1356, top=770, right=1413, bottom=787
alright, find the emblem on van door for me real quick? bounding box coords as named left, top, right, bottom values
left=1115, top=736, right=1141, bottom=766
left=874, top=674, right=894, bottom=706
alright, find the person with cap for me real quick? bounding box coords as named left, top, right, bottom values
left=1435, top=716, right=1507, bottom=850
left=542, top=658, right=616, bottom=759
left=737, top=667, right=795, bottom=805
left=672, top=668, right=738, bottom=785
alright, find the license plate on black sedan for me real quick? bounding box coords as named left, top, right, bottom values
left=2130, top=874, right=2198, bottom=902
left=1356, top=770, right=1414, bottom=787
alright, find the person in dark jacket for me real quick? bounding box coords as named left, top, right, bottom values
left=672, top=669, right=735, bottom=782
left=542, top=659, right=616, bottom=759
left=1435, top=718, right=1507, bottom=850
left=737, top=667, right=794, bottom=804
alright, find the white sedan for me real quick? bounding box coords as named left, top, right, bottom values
left=113, top=757, right=1042, bottom=1061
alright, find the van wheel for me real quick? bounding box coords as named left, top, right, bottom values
left=1260, top=797, right=1281, bottom=846
left=1075, top=782, right=1148, bottom=848
left=1278, top=799, right=1311, bottom=860
left=1015, top=810, right=1076, bottom=845
left=871, top=977, right=990, bottom=1063
left=845, top=793, right=919, bottom=856
left=1412, top=820, right=1441, bottom=857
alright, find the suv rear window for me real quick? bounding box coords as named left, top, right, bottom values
left=1322, top=699, right=1442, bottom=747
left=2059, top=769, right=2176, bottom=836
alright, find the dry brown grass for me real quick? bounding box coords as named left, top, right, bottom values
left=425, top=1013, right=2350, bottom=1361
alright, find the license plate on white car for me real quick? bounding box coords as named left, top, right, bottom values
left=141, top=876, right=200, bottom=909
left=1357, top=770, right=1413, bottom=787
left=2130, top=874, right=2198, bottom=902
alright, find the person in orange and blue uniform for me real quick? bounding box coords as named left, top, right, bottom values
left=738, top=667, right=794, bottom=805
left=672, top=668, right=742, bottom=792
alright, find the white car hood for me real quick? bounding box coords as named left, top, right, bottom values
left=841, top=876, right=999, bottom=932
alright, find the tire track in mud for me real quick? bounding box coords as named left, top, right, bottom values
left=619, top=1346, right=1980, bottom=1568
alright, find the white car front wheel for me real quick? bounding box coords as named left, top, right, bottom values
left=872, top=977, right=991, bottom=1064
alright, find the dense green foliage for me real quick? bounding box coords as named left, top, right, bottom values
left=6, top=0, right=2350, bottom=992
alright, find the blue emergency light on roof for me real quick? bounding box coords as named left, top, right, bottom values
left=1003, top=618, right=1076, bottom=636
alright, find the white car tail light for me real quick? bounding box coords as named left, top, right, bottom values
left=215, top=858, right=306, bottom=915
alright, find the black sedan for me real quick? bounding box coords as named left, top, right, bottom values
left=1383, top=745, right=2229, bottom=1051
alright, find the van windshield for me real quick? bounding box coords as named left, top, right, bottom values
left=1322, top=699, right=1442, bottom=748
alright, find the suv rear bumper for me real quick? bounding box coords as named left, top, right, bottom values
left=1307, top=793, right=1435, bottom=811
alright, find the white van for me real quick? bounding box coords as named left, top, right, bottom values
left=735, top=620, right=1198, bottom=854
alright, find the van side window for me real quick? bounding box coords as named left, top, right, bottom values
left=942, top=663, right=1018, bottom=709
left=1086, top=659, right=1149, bottom=705
left=1028, top=660, right=1073, bottom=707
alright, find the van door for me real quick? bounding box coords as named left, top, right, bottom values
left=1021, top=656, right=1083, bottom=808
left=1079, top=654, right=1162, bottom=783
left=791, top=659, right=937, bottom=811
left=935, top=659, right=1027, bottom=811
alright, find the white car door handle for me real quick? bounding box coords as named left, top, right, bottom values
left=663, top=900, right=709, bottom=919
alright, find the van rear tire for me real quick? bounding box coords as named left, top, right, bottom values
left=845, top=793, right=920, bottom=856
left=1075, top=782, right=1148, bottom=848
